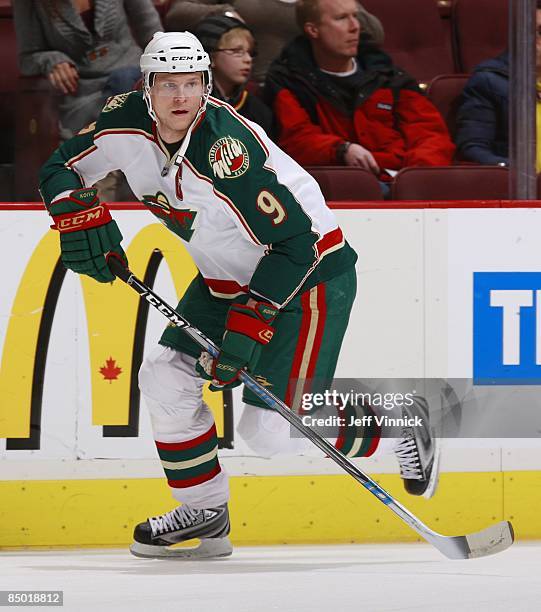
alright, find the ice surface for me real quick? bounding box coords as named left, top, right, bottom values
left=0, top=543, right=539, bottom=612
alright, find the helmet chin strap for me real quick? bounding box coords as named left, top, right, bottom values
left=144, top=77, right=212, bottom=177
left=170, top=93, right=208, bottom=171
left=158, top=103, right=204, bottom=177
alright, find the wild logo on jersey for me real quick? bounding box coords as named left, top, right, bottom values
left=142, top=191, right=197, bottom=242
left=102, top=92, right=131, bottom=113
left=77, top=121, right=96, bottom=135
left=209, top=136, right=249, bottom=179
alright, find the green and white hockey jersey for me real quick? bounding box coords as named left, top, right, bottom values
left=40, top=91, right=357, bottom=308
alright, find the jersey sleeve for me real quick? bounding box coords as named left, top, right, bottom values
left=208, top=124, right=334, bottom=308
left=39, top=91, right=150, bottom=208
left=39, top=121, right=119, bottom=209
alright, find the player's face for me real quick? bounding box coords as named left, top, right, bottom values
left=310, top=0, right=361, bottom=59
left=150, top=72, right=204, bottom=143
left=212, top=33, right=254, bottom=90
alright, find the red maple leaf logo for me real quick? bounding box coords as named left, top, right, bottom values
left=100, top=357, right=122, bottom=383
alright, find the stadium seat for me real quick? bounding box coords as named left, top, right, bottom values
left=0, top=4, right=17, bottom=198
left=359, top=0, right=454, bottom=85
left=0, top=7, right=17, bottom=141
left=0, top=1, right=62, bottom=200
left=426, top=73, right=470, bottom=140
left=437, top=0, right=452, bottom=19
left=305, top=167, right=383, bottom=201
left=0, top=0, right=11, bottom=17
left=391, top=166, right=509, bottom=200
left=452, top=0, right=508, bottom=73
left=15, top=78, right=60, bottom=201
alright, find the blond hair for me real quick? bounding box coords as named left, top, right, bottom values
left=217, top=27, right=254, bottom=50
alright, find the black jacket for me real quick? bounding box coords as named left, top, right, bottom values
left=213, top=85, right=274, bottom=139
left=455, top=52, right=509, bottom=165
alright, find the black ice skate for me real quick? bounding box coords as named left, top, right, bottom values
left=394, top=397, right=441, bottom=499
left=130, top=503, right=232, bottom=559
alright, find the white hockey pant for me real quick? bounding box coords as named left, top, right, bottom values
left=138, top=346, right=228, bottom=509
left=139, top=346, right=333, bottom=508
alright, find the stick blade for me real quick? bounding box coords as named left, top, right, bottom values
left=427, top=520, right=514, bottom=560
left=464, top=520, right=514, bottom=559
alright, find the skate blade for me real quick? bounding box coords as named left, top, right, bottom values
left=422, top=433, right=442, bottom=500
left=130, top=537, right=233, bottom=560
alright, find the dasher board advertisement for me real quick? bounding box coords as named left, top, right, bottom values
left=2, top=205, right=541, bottom=472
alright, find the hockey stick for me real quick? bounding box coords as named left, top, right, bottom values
left=108, top=257, right=514, bottom=560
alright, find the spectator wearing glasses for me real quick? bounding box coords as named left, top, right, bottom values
left=165, top=0, right=384, bottom=84
left=194, top=15, right=274, bottom=136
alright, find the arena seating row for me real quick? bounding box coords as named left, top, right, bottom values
left=6, top=69, right=475, bottom=202
left=362, top=0, right=508, bottom=84
left=306, top=166, right=515, bottom=201
left=0, top=0, right=513, bottom=201
left=0, top=0, right=17, bottom=198
left=426, top=73, right=470, bottom=140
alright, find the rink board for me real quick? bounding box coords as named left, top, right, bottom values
left=1, top=202, right=541, bottom=546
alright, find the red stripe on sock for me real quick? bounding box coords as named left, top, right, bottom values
left=363, top=423, right=382, bottom=457
left=334, top=414, right=347, bottom=452
left=155, top=424, right=217, bottom=451
left=167, top=463, right=222, bottom=489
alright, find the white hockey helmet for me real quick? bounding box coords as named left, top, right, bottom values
left=140, top=31, right=213, bottom=121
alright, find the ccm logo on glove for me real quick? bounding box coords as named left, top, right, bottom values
left=51, top=205, right=112, bottom=233
left=47, top=187, right=127, bottom=284
left=196, top=299, right=278, bottom=389
left=259, top=329, right=274, bottom=343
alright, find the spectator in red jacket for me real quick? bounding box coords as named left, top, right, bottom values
left=265, top=0, right=455, bottom=193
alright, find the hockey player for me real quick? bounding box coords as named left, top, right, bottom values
left=39, top=32, right=440, bottom=559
